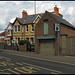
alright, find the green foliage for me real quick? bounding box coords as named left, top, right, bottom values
left=18, top=40, right=30, bottom=45
left=10, top=36, right=13, bottom=40
left=0, top=42, right=5, bottom=45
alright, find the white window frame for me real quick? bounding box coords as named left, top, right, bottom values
left=14, top=25, right=20, bottom=33
left=31, top=38, right=33, bottom=44
left=31, top=24, right=34, bottom=32
left=26, top=25, right=28, bottom=32
left=17, top=25, right=20, bottom=33
left=14, top=26, right=17, bottom=33
left=22, top=26, right=24, bottom=33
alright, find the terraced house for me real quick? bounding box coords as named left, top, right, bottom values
left=35, top=5, right=75, bottom=56
left=12, top=10, right=42, bottom=44
left=5, top=22, right=13, bottom=45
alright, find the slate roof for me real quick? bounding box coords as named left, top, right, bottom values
left=15, top=14, right=43, bottom=25
left=0, top=32, right=5, bottom=36
left=49, top=12, right=75, bottom=28
left=13, top=11, right=75, bottom=29
left=5, top=22, right=13, bottom=30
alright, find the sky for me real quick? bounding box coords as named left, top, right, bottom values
left=0, top=1, right=75, bottom=33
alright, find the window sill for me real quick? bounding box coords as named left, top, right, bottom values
left=14, top=32, right=20, bottom=33
left=26, top=31, right=28, bottom=33
left=31, top=31, right=34, bottom=33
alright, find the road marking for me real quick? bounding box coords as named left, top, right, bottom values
left=51, top=72, right=58, bottom=74
left=5, top=52, right=75, bottom=66
left=14, top=67, right=30, bottom=74
left=14, top=66, right=37, bottom=74
left=22, top=62, right=61, bottom=73
left=64, top=56, right=75, bottom=58
left=21, top=66, right=36, bottom=73
left=16, top=63, right=23, bottom=65
left=0, top=72, right=10, bottom=74
left=7, top=69, right=20, bottom=74
left=0, top=56, right=11, bottom=61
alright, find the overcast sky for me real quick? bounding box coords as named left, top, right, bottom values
left=0, top=1, right=75, bottom=33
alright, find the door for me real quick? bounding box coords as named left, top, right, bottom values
left=39, top=39, right=55, bottom=56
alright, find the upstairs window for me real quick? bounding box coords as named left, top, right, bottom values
left=14, top=26, right=17, bottom=33
left=31, top=38, right=33, bottom=44
left=44, top=19, right=48, bottom=35
left=26, top=25, right=28, bottom=32
left=27, top=38, right=29, bottom=41
left=8, top=30, right=10, bottom=34
left=18, top=25, right=20, bottom=32
left=31, top=24, right=34, bottom=32
left=14, top=25, right=20, bottom=33
left=22, top=26, right=24, bottom=33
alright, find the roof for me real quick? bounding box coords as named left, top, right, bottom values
left=13, top=13, right=44, bottom=25
left=0, top=31, right=5, bottom=36
left=46, top=11, right=75, bottom=28
left=13, top=10, right=74, bottom=29
left=13, top=14, right=43, bottom=25
left=5, top=22, right=13, bottom=30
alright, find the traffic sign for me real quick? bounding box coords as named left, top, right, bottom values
left=55, top=23, right=60, bottom=31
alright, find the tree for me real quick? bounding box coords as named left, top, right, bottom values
left=18, top=40, right=30, bottom=45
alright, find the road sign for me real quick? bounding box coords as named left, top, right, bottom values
left=55, top=23, right=60, bottom=56
left=55, top=23, right=60, bottom=31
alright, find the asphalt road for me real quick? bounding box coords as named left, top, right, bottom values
left=0, top=51, right=75, bottom=74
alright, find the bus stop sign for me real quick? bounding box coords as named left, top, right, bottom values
left=55, top=23, right=60, bottom=31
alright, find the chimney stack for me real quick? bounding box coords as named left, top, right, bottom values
left=54, top=5, right=59, bottom=17
left=22, top=10, right=27, bottom=18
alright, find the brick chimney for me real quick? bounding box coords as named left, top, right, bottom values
left=54, top=5, right=59, bottom=17
left=22, top=10, right=27, bottom=18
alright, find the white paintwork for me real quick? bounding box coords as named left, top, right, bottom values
left=33, top=15, right=41, bottom=23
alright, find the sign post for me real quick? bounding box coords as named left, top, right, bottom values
left=55, top=23, right=60, bottom=56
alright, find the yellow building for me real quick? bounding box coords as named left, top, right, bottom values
left=12, top=10, right=42, bottom=44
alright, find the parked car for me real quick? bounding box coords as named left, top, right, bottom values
left=28, top=44, right=35, bottom=52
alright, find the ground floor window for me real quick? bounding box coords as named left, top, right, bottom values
left=7, top=39, right=11, bottom=45
left=27, top=38, right=29, bottom=41
left=18, top=38, right=20, bottom=43
left=31, top=38, right=33, bottom=44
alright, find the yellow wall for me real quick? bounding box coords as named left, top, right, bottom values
left=13, top=17, right=40, bottom=44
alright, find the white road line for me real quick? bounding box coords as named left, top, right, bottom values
left=0, top=56, right=11, bottom=60
left=22, top=62, right=62, bottom=73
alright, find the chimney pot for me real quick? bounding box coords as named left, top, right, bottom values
left=54, top=5, right=59, bottom=17
left=22, top=10, right=27, bottom=18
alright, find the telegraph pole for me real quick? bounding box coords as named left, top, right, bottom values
left=55, top=23, right=60, bottom=56
left=34, top=1, right=37, bottom=53
left=57, top=31, right=59, bottom=56
left=34, top=1, right=36, bottom=14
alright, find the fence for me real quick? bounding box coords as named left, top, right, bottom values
left=0, top=44, right=28, bottom=52
left=66, top=37, right=75, bottom=56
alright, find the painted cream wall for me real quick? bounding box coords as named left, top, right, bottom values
left=13, top=17, right=40, bottom=44
left=13, top=21, right=22, bottom=41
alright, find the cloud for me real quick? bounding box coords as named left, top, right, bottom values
left=0, top=1, right=75, bottom=33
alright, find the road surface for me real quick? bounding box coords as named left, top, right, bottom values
left=0, top=51, right=75, bottom=74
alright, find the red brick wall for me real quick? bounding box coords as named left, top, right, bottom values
left=36, top=12, right=59, bottom=37
left=19, top=44, right=27, bottom=52
left=35, top=11, right=75, bottom=55
left=36, top=12, right=59, bottom=54
left=60, top=24, right=75, bottom=37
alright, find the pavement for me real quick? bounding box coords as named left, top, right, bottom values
left=0, top=49, right=75, bottom=65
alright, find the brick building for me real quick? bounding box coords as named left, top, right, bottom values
left=5, top=22, right=13, bottom=45
left=35, top=5, right=75, bottom=56
left=0, top=31, right=5, bottom=43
